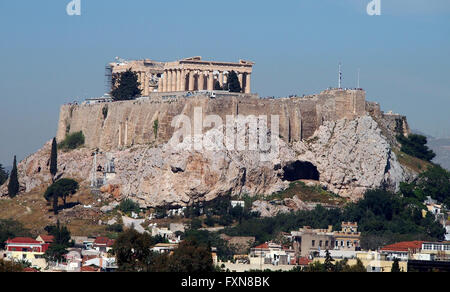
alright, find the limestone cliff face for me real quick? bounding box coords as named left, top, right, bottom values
left=56, top=90, right=367, bottom=151
left=293, top=116, right=406, bottom=199
left=1, top=114, right=410, bottom=206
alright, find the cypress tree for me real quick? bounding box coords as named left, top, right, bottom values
left=50, top=137, right=58, bottom=181
left=8, top=156, right=19, bottom=198
left=391, top=258, right=401, bottom=272
left=227, top=71, right=242, bottom=93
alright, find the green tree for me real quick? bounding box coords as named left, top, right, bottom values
left=50, top=137, right=58, bottom=181
left=7, top=156, right=19, bottom=198
left=165, top=239, right=215, bottom=273
left=323, top=250, right=335, bottom=272
left=0, top=258, right=24, bottom=272
left=204, top=215, right=216, bottom=227
left=44, top=178, right=79, bottom=214
left=119, top=199, right=140, bottom=215
left=0, top=219, right=30, bottom=249
left=112, top=229, right=158, bottom=272
left=391, top=258, right=401, bottom=272
left=417, top=165, right=450, bottom=206
left=111, top=69, right=142, bottom=101
left=184, top=229, right=236, bottom=261
left=0, top=164, right=8, bottom=186
left=190, top=218, right=203, bottom=230
left=345, top=258, right=366, bottom=272
left=397, top=134, right=436, bottom=162
left=227, top=71, right=242, bottom=93
left=44, top=221, right=72, bottom=263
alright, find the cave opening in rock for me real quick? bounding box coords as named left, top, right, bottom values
left=282, top=161, right=320, bottom=181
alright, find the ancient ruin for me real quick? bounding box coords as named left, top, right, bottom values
left=107, top=56, right=254, bottom=96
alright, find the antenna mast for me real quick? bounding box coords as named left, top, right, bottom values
left=357, top=68, right=360, bottom=88
left=338, top=62, right=342, bottom=89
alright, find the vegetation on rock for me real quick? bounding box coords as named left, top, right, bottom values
left=59, top=131, right=85, bottom=150
left=400, top=165, right=450, bottom=207
left=7, top=156, right=19, bottom=198
left=0, top=164, right=8, bottom=186
left=44, top=178, right=79, bottom=215
left=50, top=137, right=58, bottom=180
left=118, top=199, right=140, bottom=215
left=397, top=134, right=436, bottom=162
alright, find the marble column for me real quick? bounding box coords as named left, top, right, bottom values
left=238, top=73, right=244, bottom=92
left=167, top=70, right=172, bottom=92
left=219, top=72, right=223, bottom=87
left=207, top=71, right=214, bottom=91
left=171, top=70, right=176, bottom=92
left=245, top=73, right=251, bottom=93
left=198, top=72, right=205, bottom=91
left=223, top=72, right=228, bottom=86
left=175, top=69, right=180, bottom=91
left=181, top=69, right=186, bottom=91
left=143, top=73, right=148, bottom=96
left=163, top=71, right=168, bottom=92
left=159, top=76, right=164, bottom=92
left=188, top=71, right=195, bottom=91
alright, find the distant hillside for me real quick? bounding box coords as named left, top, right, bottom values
left=429, top=138, right=450, bottom=171
left=411, top=129, right=450, bottom=171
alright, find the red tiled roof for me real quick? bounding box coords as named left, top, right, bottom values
left=38, top=235, right=54, bottom=243
left=298, top=257, right=312, bottom=266
left=254, top=243, right=269, bottom=249
left=6, top=237, right=41, bottom=245
left=23, top=267, right=39, bottom=272
left=81, top=266, right=99, bottom=272
left=381, top=241, right=424, bottom=252
left=94, top=237, right=115, bottom=247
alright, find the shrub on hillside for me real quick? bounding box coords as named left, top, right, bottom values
left=119, top=199, right=140, bottom=215
left=59, top=131, right=85, bottom=150
left=397, top=134, right=436, bottom=162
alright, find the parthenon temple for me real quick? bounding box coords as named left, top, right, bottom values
left=108, top=56, right=255, bottom=96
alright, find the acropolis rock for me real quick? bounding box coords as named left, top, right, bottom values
left=0, top=57, right=414, bottom=207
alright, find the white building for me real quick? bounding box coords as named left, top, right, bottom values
left=231, top=201, right=245, bottom=209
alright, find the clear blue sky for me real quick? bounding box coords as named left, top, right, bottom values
left=0, top=0, right=449, bottom=166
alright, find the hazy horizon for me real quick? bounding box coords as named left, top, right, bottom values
left=1, top=0, right=449, bottom=166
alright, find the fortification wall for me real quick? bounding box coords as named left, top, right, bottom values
left=365, top=101, right=410, bottom=145
left=56, top=90, right=367, bottom=151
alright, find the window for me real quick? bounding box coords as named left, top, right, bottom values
left=341, top=241, right=344, bottom=247
left=325, top=241, right=329, bottom=247
left=319, top=241, right=323, bottom=247
left=312, top=240, right=315, bottom=247
left=424, top=244, right=432, bottom=250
